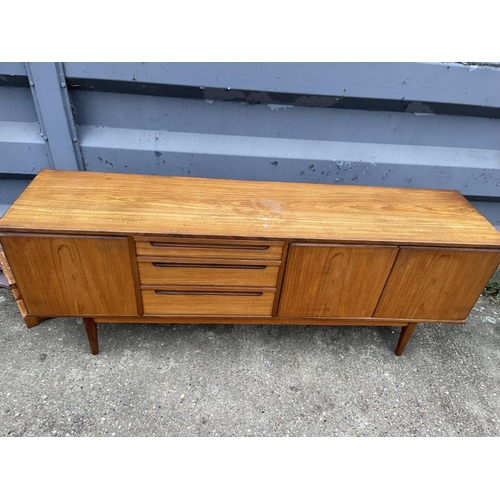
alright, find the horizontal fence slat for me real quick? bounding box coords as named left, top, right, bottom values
left=64, top=62, right=500, bottom=108
left=78, top=123, right=500, bottom=197
left=0, top=62, right=27, bottom=77
left=0, top=121, right=51, bottom=174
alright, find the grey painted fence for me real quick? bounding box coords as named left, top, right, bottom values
left=1, top=62, right=499, bottom=229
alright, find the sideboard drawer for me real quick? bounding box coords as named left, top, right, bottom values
left=137, top=260, right=280, bottom=287
left=141, top=288, right=275, bottom=316
left=135, top=237, right=284, bottom=261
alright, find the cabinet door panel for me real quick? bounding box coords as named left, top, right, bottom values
left=374, top=247, right=500, bottom=320
left=278, top=244, right=398, bottom=317
left=1, top=234, right=138, bottom=316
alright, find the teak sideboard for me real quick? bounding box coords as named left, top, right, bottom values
left=1, top=170, right=500, bottom=356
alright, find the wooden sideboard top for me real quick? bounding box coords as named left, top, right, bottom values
left=2, top=169, right=500, bottom=248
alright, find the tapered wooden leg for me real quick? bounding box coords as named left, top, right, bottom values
left=83, top=318, right=99, bottom=355
left=395, top=322, right=418, bottom=356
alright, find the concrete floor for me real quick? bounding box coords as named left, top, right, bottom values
left=1, top=283, right=500, bottom=437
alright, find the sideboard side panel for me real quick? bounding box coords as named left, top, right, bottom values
left=1, top=234, right=138, bottom=316
left=374, top=247, right=500, bottom=320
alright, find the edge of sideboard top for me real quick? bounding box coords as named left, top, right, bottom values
left=1, top=169, right=500, bottom=249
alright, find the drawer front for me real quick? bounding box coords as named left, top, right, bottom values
left=135, top=237, right=284, bottom=260
left=142, top=289, right=275, bottom=316
left=138, top=260, right=280, bottom=287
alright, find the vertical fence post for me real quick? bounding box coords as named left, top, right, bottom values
left=24, top=62, right=83, bottom=171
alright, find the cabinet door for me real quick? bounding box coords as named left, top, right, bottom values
left=1, top=234, right=138, bottom=316
left=278, top=244, right=398, bottom=317
left=374, top=247, right=500, bottom=320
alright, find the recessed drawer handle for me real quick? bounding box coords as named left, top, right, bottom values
left=154, top=290, right=263, bottom=296
left=152, top=263, right=267, bottom=270
left=150, top=242, right=270, bottom=251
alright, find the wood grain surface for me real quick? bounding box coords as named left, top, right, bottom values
left=375, top=247, right=500, bottom=320
left=1, top=234, right=138, bottom=316
left=135, top=237, right=284, bottom=260
left=141, top=288, right=275, bottom=316
left=95, top=315, right=412, bottom=326
left=2, top=170, right=500, bottom=247
left=278, top=244, right=399, bottom=317
left=138, top=260, right=280, bottom=287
